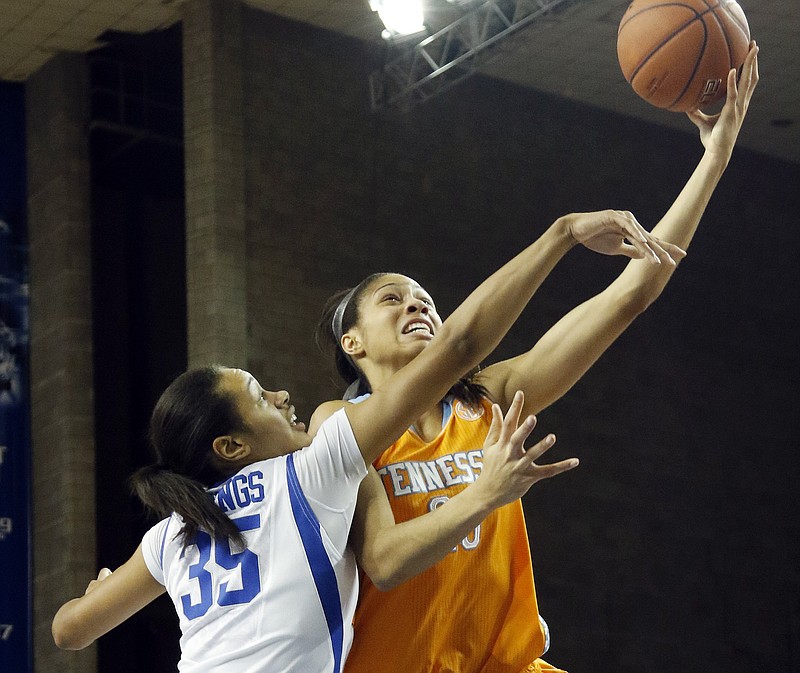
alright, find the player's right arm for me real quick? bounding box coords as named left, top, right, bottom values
left=52, top=546, right=165, bottom=650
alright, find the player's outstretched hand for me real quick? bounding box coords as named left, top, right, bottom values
left=563, top=210, right=685, bottom=264
left=84, top=568, right=113, bottom=596
left=687, top=40, right=759, bottom=158
left=476, top=391, right=578, bottom=508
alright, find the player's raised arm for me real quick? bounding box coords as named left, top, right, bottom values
left=477, top=44, right=759, bottom=417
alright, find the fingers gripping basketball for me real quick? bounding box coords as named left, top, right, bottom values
left=617, top=0, right=750, bottom=112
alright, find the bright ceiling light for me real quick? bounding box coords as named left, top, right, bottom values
left=369, top=0, right=426, bottom=39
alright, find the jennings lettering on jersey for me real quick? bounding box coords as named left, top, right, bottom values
left=213, top=470, right=265, bottom=512
left=378, top=450, right=484, bottom=497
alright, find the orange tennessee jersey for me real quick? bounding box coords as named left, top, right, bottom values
left=345, top=397, right=551, bottom=673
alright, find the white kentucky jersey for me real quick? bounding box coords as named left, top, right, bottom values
left=141, top=408, right=367, bottom=673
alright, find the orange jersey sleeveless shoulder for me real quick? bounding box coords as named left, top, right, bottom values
left=345, top=397, right=548, bottom=673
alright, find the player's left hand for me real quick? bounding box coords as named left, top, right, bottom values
left=687, top=40, right=759, bottom=157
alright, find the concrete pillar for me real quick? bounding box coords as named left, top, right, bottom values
left=26, top=53, right=96, bottom=673
left=182, top=0, right=248, bottom=367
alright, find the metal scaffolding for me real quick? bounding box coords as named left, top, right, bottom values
left=369, top=0, right=582, bottom=111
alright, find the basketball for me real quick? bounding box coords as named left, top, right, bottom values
left=617, top=0, right=750, bottom=112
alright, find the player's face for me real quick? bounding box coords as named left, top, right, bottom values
left=352, top=274, right=442, bottom=369
left=218, top=368, right=311, bottom=459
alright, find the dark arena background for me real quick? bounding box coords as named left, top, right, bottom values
left=1, top=1, right=798, bottom=672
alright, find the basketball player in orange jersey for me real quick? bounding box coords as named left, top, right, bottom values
left=311, top=43, right=759, bottom=673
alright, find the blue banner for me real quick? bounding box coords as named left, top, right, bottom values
left=0, top=81, right=31, bottom=673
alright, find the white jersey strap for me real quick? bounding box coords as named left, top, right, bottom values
left=539, top=614, right=551, bottom=655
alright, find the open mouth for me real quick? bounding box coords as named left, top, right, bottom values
left=403, top=321, right=433, bottom=336
left=289, top=408, right=306, bottom=431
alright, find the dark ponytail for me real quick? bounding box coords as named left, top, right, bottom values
left=130, top=366, right=245, bottom=548
left=315, top=275, right=492, bottom=406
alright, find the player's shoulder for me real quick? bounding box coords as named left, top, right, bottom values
left=309, top=399, right=348, bottom=437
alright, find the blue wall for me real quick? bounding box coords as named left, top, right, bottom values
left=0, top=80, right=31, bottom=673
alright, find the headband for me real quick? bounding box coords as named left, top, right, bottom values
left=331, top=287, right=357, bottom=343
left=332, top=287, right=365, bottom=400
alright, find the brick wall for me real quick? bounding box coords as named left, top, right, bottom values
left=26, top=53, right=96, bottom=673
left=24, top=5, right=799, bottom=673
left=183, top=0, right=248, bottom=368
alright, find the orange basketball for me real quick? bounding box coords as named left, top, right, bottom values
left=617, top=0, right=750, bottom=112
